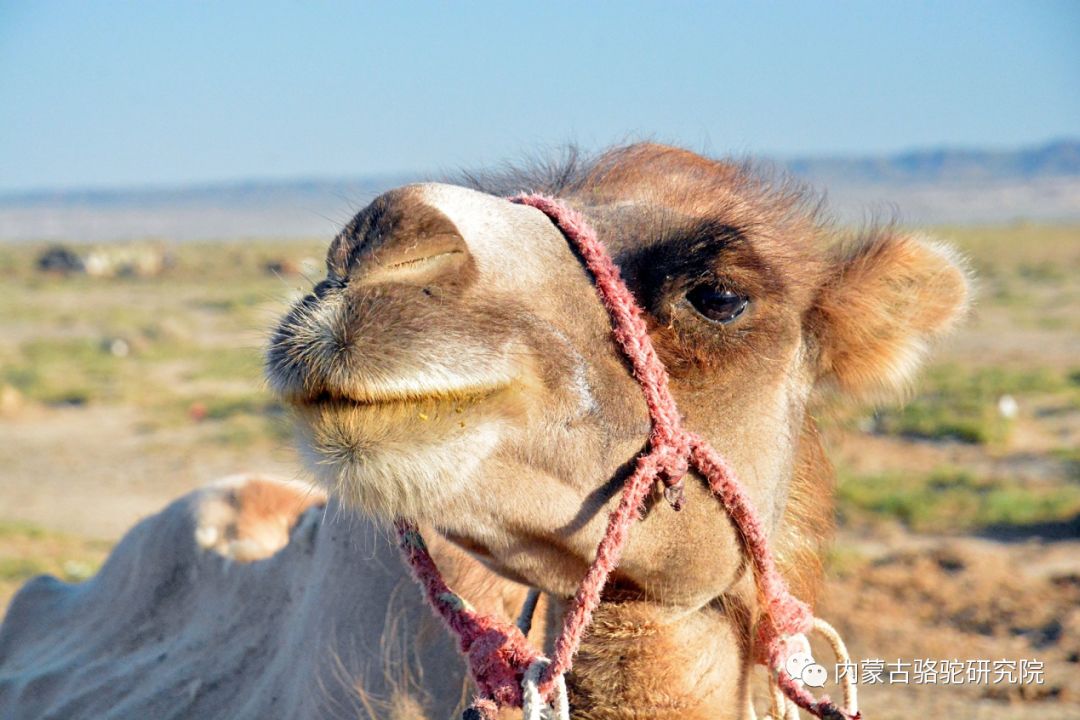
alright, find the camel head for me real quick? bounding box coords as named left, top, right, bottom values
left=267, top=143, right=969, bottom=612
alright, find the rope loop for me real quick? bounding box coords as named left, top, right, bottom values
left=811, top=618, right=859, bottom=718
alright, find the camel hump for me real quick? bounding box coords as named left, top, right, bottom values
left=0, top=475, right=473, bottom=720
left=191, top=473, right=328, bottom=562
left=0, top=475, right=362, bottom=720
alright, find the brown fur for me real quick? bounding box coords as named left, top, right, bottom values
left=267, top=143, right=970, bottom=717
left=559, top=596, right=755, bottom=720
left=811, top=228, right=971, bottom=402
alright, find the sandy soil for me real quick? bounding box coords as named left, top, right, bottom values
left=815, top=531, right=1080, bottom=719
left=0, top=404, right=300, bottom=540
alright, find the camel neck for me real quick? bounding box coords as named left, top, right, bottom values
left=546, top=594, right=754, bottom=720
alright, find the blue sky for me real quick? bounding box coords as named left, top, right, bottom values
left=1, top=1, right=1077, bottom=192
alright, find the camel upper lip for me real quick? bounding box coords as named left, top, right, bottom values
left=266, top=337, right=523, bottom=408
left=278, top=383, right=508, bottom=408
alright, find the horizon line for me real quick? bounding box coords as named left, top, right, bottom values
left=2, top=135, right=1076, bottom=200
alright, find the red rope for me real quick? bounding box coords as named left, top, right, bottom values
left=393, top=194, right=859, bottom=720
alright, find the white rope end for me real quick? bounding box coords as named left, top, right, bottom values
left=522, top=657, right=569, bottom=720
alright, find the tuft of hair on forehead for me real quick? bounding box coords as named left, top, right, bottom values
left=457, top=143, right=597, bottom=198
left=460, top=143, right=828, bottom=227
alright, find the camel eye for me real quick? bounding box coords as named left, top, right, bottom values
left=686, top=285, right=749, bottom=325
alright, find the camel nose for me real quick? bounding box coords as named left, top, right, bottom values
left=329, top=187, right=474, bottom=288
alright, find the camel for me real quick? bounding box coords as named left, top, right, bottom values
left=0, top=144, right=969, bottom=719
left=265, top=144, right=969, bottom=717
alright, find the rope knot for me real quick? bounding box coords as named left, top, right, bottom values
left=463, top=623, right=544, bottom=707
left=650, top=429, right=692, bottom=510
left=462, top=698, right=499, bottom=720
left=757, top=595, right=815, bottom=668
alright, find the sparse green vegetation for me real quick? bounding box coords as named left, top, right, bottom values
left=0, top=558, right=50, bottom=582
left=0, top=520, right=110, bottom=611
left=2, top=338, right=124, bottom=404
left=1051, top=447, right=1080, bottom=482
left=872, top=364, right=1078, bottom=445
left=189, top=346, right=265, bottom=382
left=0, top=239, right=320, bottom=425
left=836, top=467, right=1080, bottom=532
left=822, top=543, right=869, bottom=579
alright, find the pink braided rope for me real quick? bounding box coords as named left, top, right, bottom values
left=395, top=523, right=542, bottom=708
left=392, top=194, right=859, bottom=720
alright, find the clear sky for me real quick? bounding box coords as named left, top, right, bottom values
left=1, top=1, right=1077, bottom=192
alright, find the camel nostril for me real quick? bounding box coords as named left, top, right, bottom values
left=332, top=187, right=479, bottom=288
left=313, top=277, right=346, bottom=298
left=383, top=248, right=465, bottom=273
left=355, top=233, right=471, bottom=286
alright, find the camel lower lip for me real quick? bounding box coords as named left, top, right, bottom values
left=285, top=386, right=505, bottom=409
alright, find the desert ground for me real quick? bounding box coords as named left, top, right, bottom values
left=1, top=225, right=1078, bottom=719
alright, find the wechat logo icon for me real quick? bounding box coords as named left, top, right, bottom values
left=785, top=651, right=828, bottom=689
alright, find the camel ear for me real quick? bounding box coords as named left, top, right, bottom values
left=811, top=229, right=971, bottom=403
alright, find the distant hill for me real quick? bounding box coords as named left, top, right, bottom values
left=786, top=138, right=1080, bottom=185
left=2, top=140, right=1077, bottom=241
left=0, top=176, right=412, bottom=209
left=783, top=139, right=1080, bottom=226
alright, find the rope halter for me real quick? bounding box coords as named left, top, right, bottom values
left=393, top=194, right=861, bottom=720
